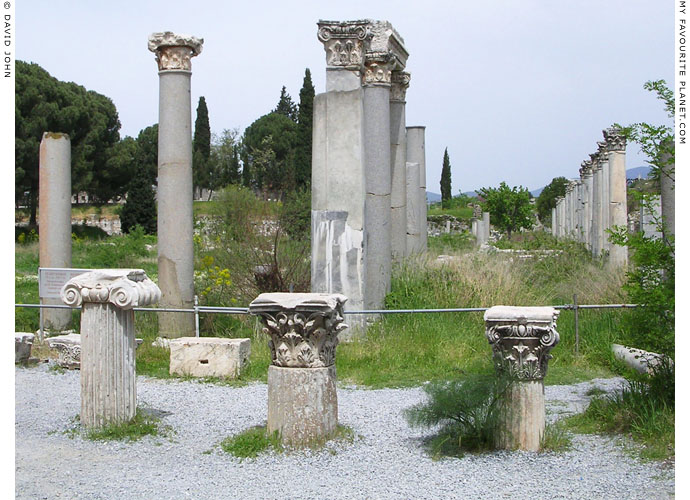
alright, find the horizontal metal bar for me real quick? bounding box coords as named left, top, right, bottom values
left=15, top=303, right=640, bottom=314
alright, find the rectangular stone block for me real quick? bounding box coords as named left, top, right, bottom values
left=15, top=333, right=34, bottom=363
left=169, top=337, right=250, bottom=378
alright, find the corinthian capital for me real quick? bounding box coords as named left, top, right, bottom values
left=148, top=31, right=203, bottom=71
left=317, top=20, right=371, bottom=69
left=484, top=306, right=560, bottom=380
left=249, top=293, right=348, bottom=368
left=603, top=127, right=626, bottom=152
left=362, top=53, right=396, bottom=86
left=61, top=269, right=161, bottom=310
left=580, top=160, right=593, bottom=177
left=390, top=71, right=411, bottom=101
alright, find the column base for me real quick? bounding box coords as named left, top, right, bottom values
left=267, top=365, right=337, bottom=446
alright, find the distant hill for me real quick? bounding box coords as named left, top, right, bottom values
left=426, top=191, right=441, bottom=203
left=627, top=166, right=651, bottom=180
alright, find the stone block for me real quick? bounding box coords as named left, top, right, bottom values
left=267, top=365, right=337, bottom=446
left=15, top=333, right=34, bottom=363
left=47, top=333, right=144, bottom=369
left=169, top=337, right=250, bottom=378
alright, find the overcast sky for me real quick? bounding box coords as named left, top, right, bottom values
left=16, top=0, right=674, bottom=194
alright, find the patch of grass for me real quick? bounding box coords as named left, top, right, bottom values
left=565, top=363, right=675, bottom=461
left=586, top=386, right=607, bottom=397
left=428, top=232, right=475, bottom=253
left=65, top=410, right=173, bottom=442
left=427, top=206, right=473, bottom=220
left=540, top=421, right=572, bottom=452
left=219, top=424, right=356, bottom=459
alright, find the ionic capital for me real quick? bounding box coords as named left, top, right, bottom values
left=249, top=293, right=348, bottom=368
left=603, top=127, right=626, bottom=152
left=484, top=306, right=560, bottom=380
left=61, top=269, right=161, bottom=310
left=148, top=32, right=203, bottom=72
left=390, top=71, right=411, bottom=101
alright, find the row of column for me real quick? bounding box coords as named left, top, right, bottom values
left=552, top=127, right=628, bottom=267
left=311, top=20, right=427, bottom=336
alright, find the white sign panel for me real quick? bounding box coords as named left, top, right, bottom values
left=38, top=268, right=92, bottom=300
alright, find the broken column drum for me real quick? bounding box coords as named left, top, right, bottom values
left=249, top=293, right=348, bottom=446
left=39, top=132, right=72, bottom=331
left=484, top=306, right=560, bottom=451
left=61, top=270, right=161, bottom=428
left=148, top=32, right=203, bottom=338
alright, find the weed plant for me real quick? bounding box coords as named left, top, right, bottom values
left=66, top=410, right=173, bottom=442
left=566, top=360, right=674, bottom=460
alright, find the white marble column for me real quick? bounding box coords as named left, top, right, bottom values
left=591, top=153, right=602, bottom=257
left=148, top=32, right=203, bottom=338
left=484, top=306, right=560, bottom=451
left=581, top=161, right=593, bottom=250
left=39, top=132, right=72, bottom=331
left=249, top=293, right=347, bottom=446
left=598, top=141, right=611, bottom=255
left=407, top=126, right=427, bottom=251
left=390, top=71, right=411, bottom=261
left=551, top=207, right=557, bottom=237
left=61, top=270, right=161, bottom=428
left=604, top=128, right=628, bottom=267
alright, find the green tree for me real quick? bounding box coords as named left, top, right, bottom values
left=134, top=124, right=158, bottom=183
left=535, top=176, right=568, bottom=226
left=273, top=86, right=297, bottom=122
left=478, top=182, right=535, bottom=238
left=295, top=68, right=315, bottom=189
left=241, top=112, right=298, bottom=197
left=15, top=60, right=122, bottom=223
left=193, top=96, right=211, bottom=198
left=440, top=148, right=452, bottom=209
left=208, top=128, right=241, bottom=195
left=120, top=163, right=157, bottom=235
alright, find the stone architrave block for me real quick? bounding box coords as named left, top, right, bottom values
left=169, top=337, right=250, bottom=378
left=15, top=333, right=35, bottom=363
left=47, top=333, right=144, bottom=369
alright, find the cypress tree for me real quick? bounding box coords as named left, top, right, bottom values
left=120, top=163, right=157, bottom=234
left=274, top=86, right=297, bottom=122
left=441, top=148, right=452, bottom=209
left=295, top=68, right=315, bottom=189
left=193, top=96, right=211, bottom=198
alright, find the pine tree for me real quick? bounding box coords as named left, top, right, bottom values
left=120, top=163, right=157, bottom=234
left=441, top=148, right=452, bottom=209
left=193, top=96, right=211, bottom=198
left=274, top=86, right=297, bottom=122
left=295, top=68, right=315, bottom=189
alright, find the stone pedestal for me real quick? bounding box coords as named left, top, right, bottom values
left=61, top=269, right=161, bottom=428
left=249, top=292, right=347, bottom=446
left=148, top=32, right=203, bottom=338
left=484, top=306, right=560, bottom=451
left=169, top=337, right=250, bottom=378
left=39, top=132, right=72, bottom=331
left=604, top=128, right=628, bottom=267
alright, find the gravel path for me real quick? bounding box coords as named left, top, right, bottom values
left=15, top=365, right=674, bottom=499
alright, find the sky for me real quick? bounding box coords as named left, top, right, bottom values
left=14, top=0, right=674, bottom=194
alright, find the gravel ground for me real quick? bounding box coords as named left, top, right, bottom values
left=15, top=365, right=674, bottom=499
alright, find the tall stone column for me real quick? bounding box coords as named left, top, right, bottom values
left=581, top=161, right=593, bottom=250
left=407, top=126, right=427, bottom=251
left=61, top=270, right=161, bottom=428
left=482, top=211, right=490, bottom=244
left=551, top=207, right=557, bottom=237
left=659, top=139, right=675, bottom=240
left=555, top=197, right=564, bottom=237
left=598, top=141, right=611, bottom=255
left=406, top=162, right=421, bottom=252
left=604, top=127, right=628, bottom=267
left=591, top=153, right=602, bottom=257
left=564, top=182, right=572, bottom=237
left=363, top=55, right=394, bottom=310
left=249, top=293, right=347, bottom=446
left=148, top=32, right=203, bottom=338
left=390, top=71, right=411, bottom=261
left=39, top=132, right=72, bottom=331
left=484, top=306, right=560, bottom=451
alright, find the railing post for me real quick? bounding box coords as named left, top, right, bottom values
left=194, top=295, right=200, bottom=338
left=573, top=294, right=579, bottom=356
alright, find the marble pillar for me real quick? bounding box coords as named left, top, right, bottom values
left=591, top=154, right=602, bottom=257
left=249, top=293, right=347, bottom=446
left=482, top=212, right=490, bottom=244
left=581, top=161, right=593, bottom=250
left=390, top=72, right=411, bottom=261
left=39, top=132, right=73, bottom=331
left=407, top=126, right=427, bottom=251
left=551, top=207, right=556, bottom=237
left=598, top=142, right=610, bottom=255
left=406, top=162, right=422, bottom=252
left=659, top=140, right=675, bottom=241
left=484, top=306, right=560, bottom=451
left=604, top=128, right=628, bottom=267
left=61, top=270, right=161, bottom=428
left=148, top=32, right=203, bottom=338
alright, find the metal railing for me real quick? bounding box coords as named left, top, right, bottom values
left=16, top=296, right=638, bottom=353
